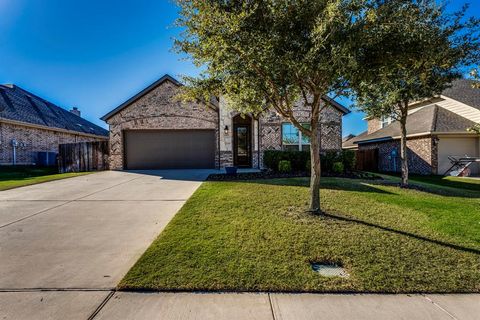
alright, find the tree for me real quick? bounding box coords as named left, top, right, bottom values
left=350, top=0, right=480, bottom=187
left=470, top=68, right=480, bottom=88
left=174, top=0, right=364, bottom=213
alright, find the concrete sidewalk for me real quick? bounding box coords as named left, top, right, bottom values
left=1, top=291, right=478, bottom=319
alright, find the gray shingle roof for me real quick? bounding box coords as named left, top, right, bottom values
left=0, top=84, right=108, bottom=137
left=342, top=131, right=368, bottom=149
left=442, top=79, right=480, bottom=110
left=355, top=105, right=477, bottom=145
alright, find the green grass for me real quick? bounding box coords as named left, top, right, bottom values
left=380, top=173, right=480, bottom=192
left=0, top=166, right=91, bottom=191
left=120, top=176, right=480, bottom=293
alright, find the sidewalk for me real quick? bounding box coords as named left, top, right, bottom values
left=2, top=291, right=478, bottom=320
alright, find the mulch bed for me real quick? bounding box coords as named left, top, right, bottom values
left=207, top=170, right=382, bottom=181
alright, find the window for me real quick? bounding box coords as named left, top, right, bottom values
left=380, top=115, right=394, bottom=128
left=282, top=123, right=310, bottom=151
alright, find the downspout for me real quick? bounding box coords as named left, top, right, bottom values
left=11, top=139, right=17, bottom=165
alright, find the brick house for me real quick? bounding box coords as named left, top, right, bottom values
left=0, top=84, right=108, bottom=165
left=343, top=79, right=480, bottom=175
left=101, top=74, right=350, bottom=170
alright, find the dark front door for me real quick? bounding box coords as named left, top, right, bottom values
left=234, top=125, right=252, bottom=167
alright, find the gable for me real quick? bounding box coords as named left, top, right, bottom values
left=101, top=75, right=183, bottom=121
left=104, top=77, right=217, bottom=126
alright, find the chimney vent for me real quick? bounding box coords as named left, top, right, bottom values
left=70, top=107, right=81, bottom=117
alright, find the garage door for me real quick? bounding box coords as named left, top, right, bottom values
left=438, top=137, right=479, bottom=175
left=124, top=130, right=216, bottom=169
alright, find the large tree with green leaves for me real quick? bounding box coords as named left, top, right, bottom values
left=174, top=0, right=364, bottom=213
left=471, top=68, right=480, bottom=88
left=350, top=0, right=480, bottom=186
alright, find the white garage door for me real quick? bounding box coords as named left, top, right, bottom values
left=438, top=137, right=479, bottom=175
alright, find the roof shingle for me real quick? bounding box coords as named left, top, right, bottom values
left=0, top=84, right=108, bottom=137
left=355, top=105, right=477, bottom=145
left=442, top=79, right=480, bottom=110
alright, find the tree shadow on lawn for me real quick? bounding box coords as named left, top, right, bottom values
left=322, top=210, right=480, bottom=256
left=233, top=177, right=480, bottom=199
left=378, top=174, right=480, bottom=199
left=215, top=178, right=480, bottom=254
left=385, top=173, right=480, bottom=191
left=221, top=177, right=397, bottom=195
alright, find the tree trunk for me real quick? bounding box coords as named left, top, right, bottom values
left=309, top=98, right=321, bottom=214
left=399, top=105, right=409, bottom=187
left=309, top=127, right=321, bottom=213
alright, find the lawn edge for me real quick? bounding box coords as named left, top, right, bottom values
left=115, top=287, right=480, bottom=295
left=0, top=172, right=93, bottom=191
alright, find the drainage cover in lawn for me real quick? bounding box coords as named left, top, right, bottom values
left=311, top=262, right=349, bottom=278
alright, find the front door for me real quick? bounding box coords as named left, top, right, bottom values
left=234, top=125, right=252, bottom=167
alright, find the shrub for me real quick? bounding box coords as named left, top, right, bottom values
left=341, top=150, right=356, bottom=172
left=278, top=160, right=292, bottom=173
left=332, top=162, right=344, bottom=174
left=305, top=159, right=311, bottom=174
left=263, top=150, right=309, bottom=172
left=264, top=149, right=353, bottom=173
left=321, top=150, right=341, bottom=172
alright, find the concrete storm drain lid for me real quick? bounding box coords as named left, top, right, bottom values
left=311, top=262, right=349, bottom=278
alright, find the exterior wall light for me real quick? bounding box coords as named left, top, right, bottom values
left=224, top=125, right=229, bottom=135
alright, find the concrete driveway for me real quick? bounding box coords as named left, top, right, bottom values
left=0, top=170, right=213, bottom=319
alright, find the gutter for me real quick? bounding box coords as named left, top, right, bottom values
left=356, top=132, right=432, bottom=145
left=355, top=131, right=479, bottom=145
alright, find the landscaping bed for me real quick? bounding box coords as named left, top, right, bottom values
left=120, top=176, right=480, bottom=293
left=207, top=170, right=381, bottom=181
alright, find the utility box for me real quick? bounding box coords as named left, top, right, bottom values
left=37, top=152, right=57, bottom=167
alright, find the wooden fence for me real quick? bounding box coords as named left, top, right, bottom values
left=355, top=149, right=378, bottom=172
left=58, top=141, right=109, bottom=173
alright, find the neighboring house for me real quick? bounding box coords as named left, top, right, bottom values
left=0, top=84, right=109, bottom=165
left=343, top=79, right=480, bottom=176
left=101, top=74, right=350, bottom=170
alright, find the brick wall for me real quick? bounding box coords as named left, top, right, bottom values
left=359, top=136, right=436, bottom=174
left=105, top=79, right=219, bottom=170
left=104, top=80, right=345, bottom=170
left=257, top=102, right=343, bottom=167
left=0, top=122, right=107, bottom=165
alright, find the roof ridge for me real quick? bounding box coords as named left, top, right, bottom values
left=24, top=95, right=49, bottom=126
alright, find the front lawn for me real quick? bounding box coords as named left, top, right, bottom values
left=381, top=173, right=480, bottom=192
left=120, top=176, right=480, bottom=293
left=0, top=166, right=91, bottom=191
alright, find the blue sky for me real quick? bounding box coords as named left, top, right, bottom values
left=0, top=0, right=478, bottom=136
